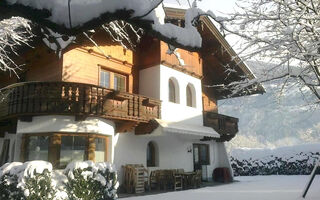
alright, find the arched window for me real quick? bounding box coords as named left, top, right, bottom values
left=147, top=141, right=158, bottom=167
left=169, top=79, right=176, bottom=103
left=186, top=83, right=196, bottom=107
left=168, top=78, right=179, bottom=103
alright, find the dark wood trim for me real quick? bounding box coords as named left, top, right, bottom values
left=0, top=82, right=161, bottom=124
left=115, top=121, right=138, bottom=133
left=76, top=48, right=134, bottom=68
left=203, top=111, right=239, bottom=142
left=135, top=120, right=159, bottom=135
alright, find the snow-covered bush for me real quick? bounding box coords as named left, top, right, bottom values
left=231, top=144, right=320, bottom=176
left=0, top=163, right=24, bottom=199
left=0, top=161, right=56, bottom=200
left=0, top=160, right=118, bottom=200
left=64, top=161, right=118, bottom=200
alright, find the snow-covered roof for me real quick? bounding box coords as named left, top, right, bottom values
left=2, top=0, right=206, bottom=50
left=152, top=119, right=220, bottom=138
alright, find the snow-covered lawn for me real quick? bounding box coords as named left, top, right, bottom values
left=121, top=175, right=320, bottom=200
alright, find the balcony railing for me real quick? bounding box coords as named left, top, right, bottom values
left=0, top=82, right=161, bottom=123
left=203, top=111, right=239, bottom=142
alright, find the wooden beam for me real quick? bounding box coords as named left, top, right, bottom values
left=115, top=121, right=138, bottom=133
left=88, top=136, right=95, bottom=161
left=135, top=120, right=159, bottom=135
left=49, top=134, right=61, bottom=168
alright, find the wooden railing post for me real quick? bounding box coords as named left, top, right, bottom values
left=0, top=82, right=161, bottom=123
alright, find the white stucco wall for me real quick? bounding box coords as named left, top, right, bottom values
left=17, top=115, right=115, bottom=135
left=113, top=132, right=223, bottom=183
left=139, top=66, right=161, bottom=100
left=139, top=65, right=203, bottom=125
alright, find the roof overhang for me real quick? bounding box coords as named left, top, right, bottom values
left=150, top=119, right=220, bottom=138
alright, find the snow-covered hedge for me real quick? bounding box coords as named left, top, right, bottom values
left=64, top=161, right=118, bottom=200
left=0, top=161, right=118, bottom=200
left=230, top=144, right=320, bottom=176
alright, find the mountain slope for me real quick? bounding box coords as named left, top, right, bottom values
left=219, top=61, right=320, bottom=150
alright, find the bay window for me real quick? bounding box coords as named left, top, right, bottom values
left=22, top=133, right=109, bottom=168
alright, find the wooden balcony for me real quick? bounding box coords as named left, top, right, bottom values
left=203, top=112, right=239, bottom=142
left=0, top=82, right=161, bottom=131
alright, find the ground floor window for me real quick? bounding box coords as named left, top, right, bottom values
left=27, top=136, right=49, bottom=161
left=95, top=137, right=106, bottom=163
left=60, top=136, right=87, bottom=167
left=22, top=133, right=109, bottom=168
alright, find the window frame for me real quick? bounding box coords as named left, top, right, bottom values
left=168, top=78, right=180, bottom=103
left=99, top=68, right=127, bottom=92
left=168, top=79, right=176, bottom=103
left=21, top=133, right=109, bottom=169
left=186, top=83, right=196, bottom=108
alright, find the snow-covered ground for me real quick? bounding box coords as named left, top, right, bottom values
left=121, top=175, right=320, bottom=200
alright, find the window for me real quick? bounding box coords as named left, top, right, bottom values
left=95, top=137, right=106, bottom=163
left=114, top=73, right=126, bottom=92
left=27, top=136, right=49, bottom=161
left=100, top=70, right=110, bottom=88
left=23, top=133, right=109, bottom=169
left=168, top=78, right=179, bottom=103
left=60, top=136, right=87, bottom=168
left=186, top=84, right=196, bottom=107
left=100, top=69, right=126, bottom=92
left=186, top=85, right=192, bottom=107
left=169, top=79, right=175, bottom=103
left=147, top=141, right=157, bottom=167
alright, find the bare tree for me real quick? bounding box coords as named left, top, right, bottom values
left=0, top=17, right=33, bottom=75
left=211, top=0, right=320, bottom=103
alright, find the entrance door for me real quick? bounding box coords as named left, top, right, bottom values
left=193, top=144, right=209, bottom=181
left=0, top=139, right=10, bottom=166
